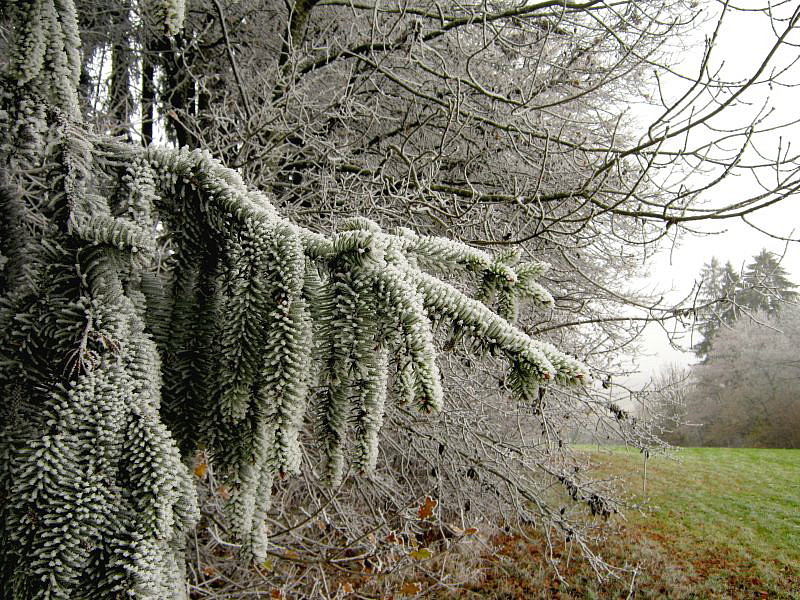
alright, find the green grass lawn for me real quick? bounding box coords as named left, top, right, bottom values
left=440, top=447, right=800, bottom=599
left=584, top=446, right=799, bottom=598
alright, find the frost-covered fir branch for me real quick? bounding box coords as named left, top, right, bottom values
left=0, top=1, right=588, bottom=597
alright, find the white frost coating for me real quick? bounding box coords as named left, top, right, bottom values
left=10, top=0, right=82, bottom=117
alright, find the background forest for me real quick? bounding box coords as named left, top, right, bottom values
left=1, top=0, right=799, bottom=598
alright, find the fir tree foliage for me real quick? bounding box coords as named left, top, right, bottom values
left=693, top=258, right=741, bottom=358
left=738, top=249, right=797, bottom=316
left=0, top=1, right=587, bottom=597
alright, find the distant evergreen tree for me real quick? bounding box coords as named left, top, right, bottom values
left=738, top=249, right=798, bottom=316
left=693, top=258, right=741, bottom=359
left=0, top=1, right=586, bottom=597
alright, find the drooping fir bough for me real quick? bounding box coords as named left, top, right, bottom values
left=0, top=1, right=586, bottom=597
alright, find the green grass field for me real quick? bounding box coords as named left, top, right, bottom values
left=447, top=447, right=800, bottom=599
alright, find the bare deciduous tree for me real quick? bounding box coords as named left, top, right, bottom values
left=684, top=308, right=800, bottom=448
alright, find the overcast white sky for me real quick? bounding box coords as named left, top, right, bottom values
left=627, top=1, right=800, bottom=385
